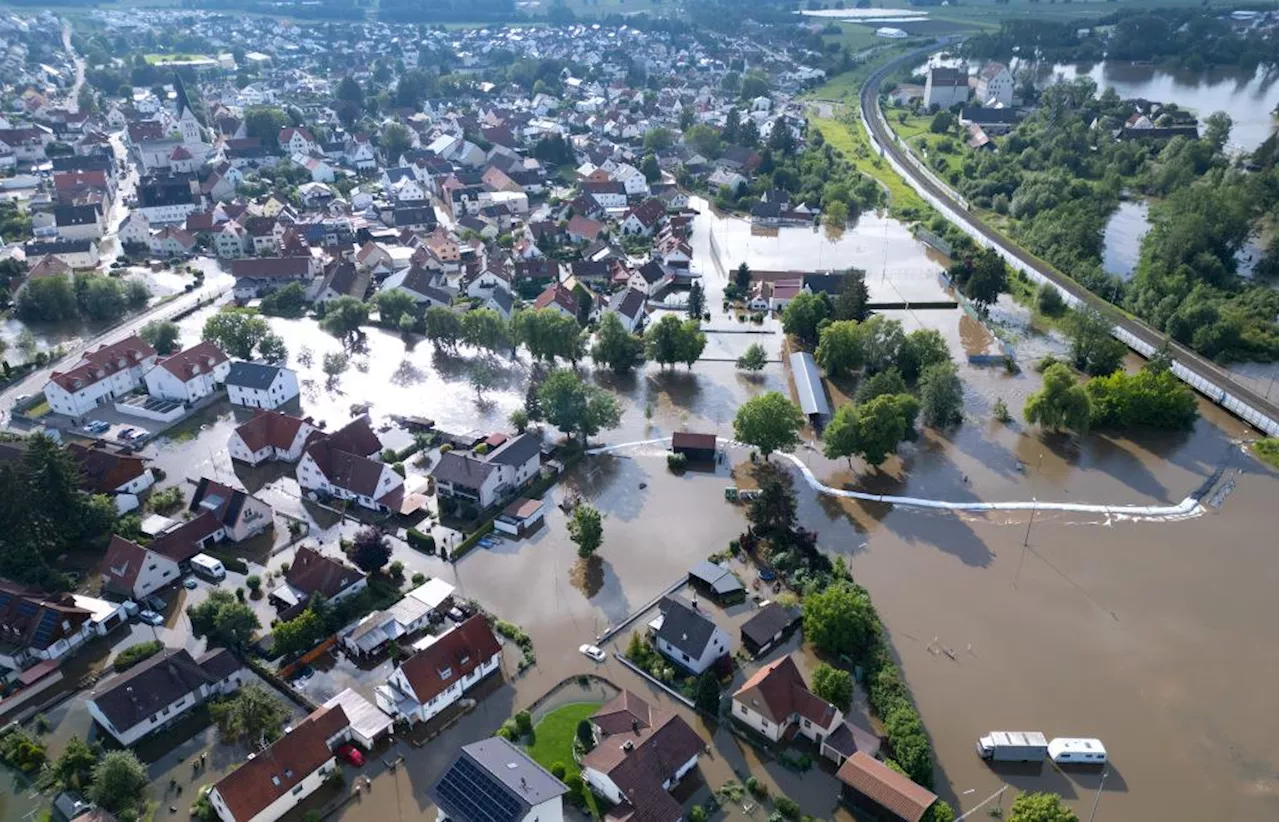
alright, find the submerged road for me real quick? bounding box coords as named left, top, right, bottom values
left=588, top=437, right=1207, bottom=521
left=857, top=44, right=1280, bottom=436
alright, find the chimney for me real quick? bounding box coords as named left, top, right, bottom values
left=622, top=740, right=634, bottom=753
left=631, top=718, right=639, bottom=733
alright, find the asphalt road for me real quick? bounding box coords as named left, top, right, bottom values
left=859, top=45, right=1280, bottom=429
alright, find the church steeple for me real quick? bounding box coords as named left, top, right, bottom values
left=173, top=71, right=195, bottom=120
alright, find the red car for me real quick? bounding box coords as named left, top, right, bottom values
left=337, top=744, right=365, bottom=767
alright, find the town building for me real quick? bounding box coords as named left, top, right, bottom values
left=428, top=737, right=568, bottom=822
left=653, top=595, right=731, bottom=675
left=836, top=751, right=939, bottom=822
left=268, top=546, right=366, bottom=618
left=430, top=432, right=542, bottom=510
left=924, top=67, right=970, bottom=110
left=296, top=416, right=404, bottom=513
left=87, top=648, right=244, bottom=746
left=189, top=478, right=274, bottom=542
left=143, top=341, right=231, bottom=403
left=100, top=536, right=181, bottom=601
left=581, top=690, right=704, bottom=822
left=209, top=704, right=351, bottom=822
left=224, top=362, right=300, bottom=409
left=68, top=443, right=155, bottom=513
left=375, top=615, right=501, bottom=724
left=975, top=62, right=1014, bottom=107
left=44, top=336, right=158, bottom=419
left=227, top=411, right=316, bottom=466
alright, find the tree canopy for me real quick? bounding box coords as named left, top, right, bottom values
left=591, top=312, right=646, bottom=374
left=187, top=589, right=260, bottom=650
left=538, top=369, right=622, bottom=443
left=782, top=291, right=832, bottom=347
left=203, top=308, right=286, bottom=361
left=802, top=581, right=879, bottom=659
left=822, top=393, right=919, bottom=467
left=644, top=314, right=706, bottom=369
left=733, top=392, right=805, bottom=457
left=1025, top=363, right=1092, bottom=433
left=567, top=503, right=603, bottom=559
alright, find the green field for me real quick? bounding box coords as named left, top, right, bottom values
left=808, top=115, right=928, bottom=215
left=523, top=702, right=602, bottom=815
left=822, top=22, right=883, bottom=54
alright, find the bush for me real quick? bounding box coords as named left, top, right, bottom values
left=412, top=572, right=426, bottom=585
left=745, top=776, right=767, bottom=798
left=1036, top=282, right=1066, bottom=316
left=993, top=398, right=1012, bottom=423
left=114, top=639, right=164, bottom=672
left=389, top=560, right=404, bottom=578
left=690, top=807, right=709, bottom=822
left=774, top=796, right=801, bottom=820
left=667, top=452, right=688, bottom=472
left=407, top=529, right=436, bottom=554
left=514, top=710, right=533, bottom=736
left=550, top=762, right=566, bottom=779
left=245, top=575, right=261, bottom=594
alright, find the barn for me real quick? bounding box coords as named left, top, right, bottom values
left=671, top=431, right=717, bottom=462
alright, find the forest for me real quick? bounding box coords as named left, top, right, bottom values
left=917, top=77, right=1277, bottom=361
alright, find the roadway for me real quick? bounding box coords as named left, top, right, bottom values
left=857, top=45, right=1280, bottom=432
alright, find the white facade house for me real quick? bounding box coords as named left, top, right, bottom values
left=209, top=704, right=350, bottom=822
left=375, top=616, right=501, bottom=724
left=731, top=655, right=844, bottom=747
left=297, top=445, right=404, bottom=513
left=44, top=336, right=158, bottom=418
left=628, top=260, right=673, bottom=297
left=228, top=411, right=316, bottom=466
left=653, top=595, right=731, bottom=675
left=225, top=362, right=301, bottom=409
left=924, top=67, right=971, bottom=110
left=428, top=739, right=567, bottom=822
left=143, top=341, right=231, bottom=403
left=87, top=649, right=245, bottom=747
left=431, top=432, right=542, bottom=510
left=118, top=211, right=152, bottom=247
left=975, top=63, right=1014, bottom=107
left=100, top=536, right=181, bottom=600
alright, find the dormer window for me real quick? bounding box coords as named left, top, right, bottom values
left=438, top=666, right=453, bottom=680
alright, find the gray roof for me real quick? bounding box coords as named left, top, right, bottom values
left=689, top=560, right=744, bottom=596
left=825, top=720, right=882, bottom=760
left=89, top=648, right=218, bottom=733
left=427, top=737, right=567, bottom=822
left=487, top=432, right=540, bottom=467
left=656, top=595, right=720, bottom=659
left=608, top=287, right=646, bottom=320
left=740, top=602, right=801, bottom=647
left=224, top=361, right=284, bottom=390
left=432, top=450, right=497, bottom=490
left=789, top=352, right=830, bottom=418
left=488, top=288, right=514, bottom=314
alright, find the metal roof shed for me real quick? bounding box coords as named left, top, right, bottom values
left=790, top=352, right=831, bottom=420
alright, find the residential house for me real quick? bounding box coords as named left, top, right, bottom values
left=214, top=221, right=250, bottom=258
left=0, top=583, right=127, bottom=672
left=619, top=198, right=665, bottom=237
left=279, top=127, right=319, bottom=156
left=135, top=175, right=201, bottom=224
left=924, top=67, right=970, bottom=110
left=68, top=443, right=155, bottom=513
left=836, top=752, right=939, bottom=822
left=225, top=362, right=301, bottom=409
left=118, top=211, right=151, bottom=247
left=427, top=738, right=567, bottom=822
left=228, top=257, right=318, bottom=300
left=739, top=602, right=802, bottom=657
left=227, top=411, right=316, bottom=466
left=209, top=704, right=351, bottom=822
left=431, top=432, right=542, bottom=510
left=100, top=536, right=181, bottom=601
left=606, top=287, right=648, bottom=333
left=143, top=341, right=231, bottom=403
left=653, top=595, right=731, bottom=675
left=581, top=690, right=704, bottom=822
left=375, top=615, right=502, bottom=724
left=731, top=655, right=848, bottom=756
left=150, top=226, right=197, bottom=257
left=23, top=239, right=99, bottom=269
left=484, top=288, right=515, bottom=320
left=87, top=648, right=244, bottom=746
left=296, top=416, right=404, bottom=513
left=381, top=266, right=453, bottom=307
left=54, top=204, right=105, bottom=241
left=566, top=214, right=604, bottom=244
left=268, top=546, right=367, bottom=617
left=189, top=478, right=274, bottom=543
left=44, top=336, right=158, bottom=418
left=533, top=282, right=581, bottom=319
left=340, top=579, right=455, bottom=657
left=582, top=180, right=627, bottom=209
left=975, top=63, right=1014, bottom=107
left=628, top=259, right=673, bottom=296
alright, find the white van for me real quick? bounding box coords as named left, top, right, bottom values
left=191, top=553, right=227, bottom=581
left=1048, top=738, right=1107, bottom=765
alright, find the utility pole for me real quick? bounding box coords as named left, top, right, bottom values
left=1022, top=497, right=1037, bottom=547
left=1087, top=768, right=1110, bottom=822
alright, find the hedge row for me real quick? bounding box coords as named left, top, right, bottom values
left=114, top=639, right=164, bottom=672
left=861, top=622, right=935, bottom=790
left=407, top=529, right=436, bottom=553
left=203, top=548, right=250, bottom=575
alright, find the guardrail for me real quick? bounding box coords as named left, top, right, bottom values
left=858, top=45, right=1279, bottom=436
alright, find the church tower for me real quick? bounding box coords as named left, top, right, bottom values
left=173, top=72, right=204, bottom=146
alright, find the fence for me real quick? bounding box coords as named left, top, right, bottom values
left=708, top=230, right=727, bottom=279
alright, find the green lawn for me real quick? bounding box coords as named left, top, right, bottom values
left=808, top=115, right=928, bottom=216
left=823, top=22, right=882, bottom=54
left=524, top=702, right=603, bottom=815
left=1252, top=437, right=1278, bottom=468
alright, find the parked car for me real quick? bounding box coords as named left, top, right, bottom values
left=291, top=665, right=315, bottom=684
left=138, top=610, right=163, bottom=626
left=336, top=744, right=365, bottom=767
left=145, top=595, right=166, bottom=612
left=122, top=600, right=139, bottom=617
left=182, top=577, right=198, bottom=589
left=447, top=607, right=466, bottom=623
left=84, top=420, right=109, bottom=434
left=116, top=427, right=136, bottom=441
left=578, top=644, right=606, bottom=663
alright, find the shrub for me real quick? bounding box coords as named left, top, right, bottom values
left=407, top=529, right=436, bottom=554
left=412, top=573, right=426, bottom=586
left=745, top=776, right=767, bottom=798
left=993, top=398, right=1012, bottom=423
left=550, top=762, right=566, bottom=779
left=774, top=796, right=800, bottom=820
left=667, top=452, right=688, bottom=472
left=514, top=710, right=533, bottom=736
left=389, top=560, right=404, bottom=578
left=245, top=575, right=261, bottom=594
left=114, top=639, right=164, bottom=672
left=1036, top=282, right=1066, bottom=316
left=690, top=807, right=709, bottom=822
left=280, top=561, right=290, bottom=573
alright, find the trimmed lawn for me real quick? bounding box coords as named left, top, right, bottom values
left=524, top=702, right=603, bottom=815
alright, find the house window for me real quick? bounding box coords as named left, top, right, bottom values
left=291, top=785, right=304, bottom=796
left=803, top=719, right=811, bottom=728
left=681, top=652, right=689, bottom=662
left=739, top=704, right=747, bottom=715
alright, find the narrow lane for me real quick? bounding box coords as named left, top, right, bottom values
left=858, top=44, right=1280, bottom=434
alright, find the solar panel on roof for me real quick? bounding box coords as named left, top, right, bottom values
left=32, top=611, right=59, bottom=644
left=436, top=756, right=522, bottom=822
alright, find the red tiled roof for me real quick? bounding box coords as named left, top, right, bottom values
left=836, top=752, right=937, bottom=822
left=533, top=282, right=578, bottom=313
left=213, top=705, right=349, bottom=822
left=234, top=411, right=310, bottom=453
left=100, top=536, right=150, bottom=594
left=399, top=616, right=501, bottom=705
left=148, top=510, right=222, bottom=562
left=733, top=655, right=837, bottom=728
left=285, top=546, right=364, bottom=600
left=68, top=443, right=148, bottom=493
left=49, top=335, right=156, bottom=393
left=155, top=340, right=228, bottom=381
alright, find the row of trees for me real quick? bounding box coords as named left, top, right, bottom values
left=16, top=274, right=150, bottom=324
left=1025, top=356, right=1198, bottom=434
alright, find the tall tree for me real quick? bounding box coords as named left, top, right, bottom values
left=815, top=320, right=864, bottom=378
left=1007, top=792, right=1079, bottom=822
left=918, top=361, right=965, bottom=428
left=209, top=684, right=290, bottom=746
left=834, top=268, right=870, bottom=322
left=802, top=581, right=878, bottom=659
left=733, top=391, right=805, bottom=457
left=186, top=589, right=260, bottom=650
left=320, top=296, right=369, bottom=340
left=899, top=329, right=951, bottom=383
left=461, top=308, right=511, bottom=355
left=686, top=280, right=705, bottom=319
left=1024, top=363, right=1092, bottom=433
left=203, top=308, right=272, bottom=359
left=810, top=663, right=854, bottom=708
left=590, top=312, right=645, bottom=374
left=736, top=342, right=768, bottom=372
left=139, top=320, right=180, bottom=355
left=538, top=369, right=622, bottom=443
left=781, top=291, right=831, bottom=346
left=1068, top=307, right=1126, bottom=376
left=88, top=751, right=148, bottom=815
left=822, top=394, right=918, bottom=467
left=567, top=503, right=603, bottom=559
left=424, top=306, right=464, bottom=352
left=645, top=314, right=706, bottom=370
left=747, top=464, right=797, bottom=537
left=380, top=122, right=413, bottom=161
left=351, top=527, right=392, bottom=573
